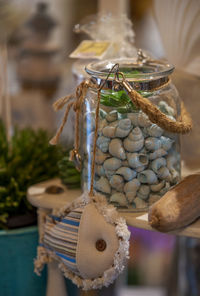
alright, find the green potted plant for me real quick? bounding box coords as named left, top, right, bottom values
left=0, top=121, right=65, bottom=296
left=58, top=155, right=81, bottom=189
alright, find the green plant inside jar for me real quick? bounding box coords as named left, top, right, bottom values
left=100, top=89, right=153, bottom=113
left=100, top=66, right=155, bottom=113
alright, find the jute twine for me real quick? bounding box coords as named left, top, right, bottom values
left=117, top=72, right=192, bottom=134
left=50, top=66, right=192, bottom=197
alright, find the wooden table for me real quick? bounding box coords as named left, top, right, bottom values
left=28, top=177, right=200, bottom=240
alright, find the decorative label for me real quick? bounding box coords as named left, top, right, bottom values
left=69, top=40, right=113, bottom=59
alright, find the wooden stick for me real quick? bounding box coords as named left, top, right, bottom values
left=148, top=173, right=200, bottom=232
left=1, top=42, right=12, bottom=142
left=0, top=43, right=4, bottom=118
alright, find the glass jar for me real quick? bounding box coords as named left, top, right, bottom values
left=81, top=57, right=181, bottom=211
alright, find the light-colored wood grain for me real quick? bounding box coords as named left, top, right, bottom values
left=149, top=174, right=200, bottom=232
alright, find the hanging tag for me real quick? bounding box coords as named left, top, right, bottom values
left=69, top=40, right=114, bottom=59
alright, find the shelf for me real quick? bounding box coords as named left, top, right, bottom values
left=27, top=178, right=80, bottom=210
left=120, top=212, right=200, bottom=239
left=27, top=178, right=200, bottom=239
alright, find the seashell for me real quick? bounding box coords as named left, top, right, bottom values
left=128, top=112, right=152, bottom=127
left=103, top=157, right=122, bottom=171
left=151, top=157, right=167, bottom=173
left=99, top=109, right=107, bottom=119
left=134, top=197, right=148, bottom=209
left=163, top=131, right=178, bottom=140
left=115, top=119, right=132, bottom=138
left=149, top=149, right=167, bottom=160
left=157, top=167, right=170, bottom=180
left=109, top=139, right=126, bottom=160
left=123, top=127, right=144, bottom=152
left=141, top=127, right=149, bottom=138
left=95, top=165, right=106, bottom=177
left=160, top=136, right=174, bottom=151
left=135, top=165, right=146, bottom=173
left=102, top=126, right=116, bottom=138
left=115, top=127, right=130, bottom=138
left=166, top=154, right=177, bottom=170
left=128, top=127, right=143, bottom=141
left=94, top=177, right=111, bottom=194
left=116, top=167, right=136, bottom=181
left=128, top=112, right=151, bottom=127
left=98, top=119, right=108, bottom=136
left=145, top=137, right=162, bottom=151
left=170, top=168, right=180, bottom=184
left=124, top=178, right=140, bottom=193
left=95, top=149, right=110, bottom=165
left=105, top=169, right=115, bottom=179
left=122, top=160, right=129, bottom=167
left=108, top=120, right=119, bottom=127
left=148, top=194, right=160, bottom=206
left=118, top=118, right=132, bottom=130
left=131, top=202, right=136, bottom=208
left=167, top=115, right=176, bottom=121
left=138, top=170, right=158, bottom=184
left=137, top=112, right=151, bottom=127
left=126, top=192, right=137, bottom=203
left=159, top=182, right=170, bottom=195
left=118, top=113, right=127, bottom=120
left=150, top=180, right=165, bottom=192
left=127, top=113, right=138, bottom=125
left=110, top=175, right=124, bottom=192
left=110, top=193, right=127, bottom=207
left=158, top=101, right=175, bottom=116
left=124, top=137, right=144, bottom=152
left=146, top=124, right=163, bottom=137
left=127, top=153, right=149, bottom=169
left=111, top=189, right=117, bottom=195
left=137, top=185, right=150, bottom=200
left=106, top=110, right=118, bottom=122
left=96, top=136, right=110, bottom=153
left=139, top=147, right=147, bottom=154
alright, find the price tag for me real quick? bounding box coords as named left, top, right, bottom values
left=69, top=40, right=113, bottom=59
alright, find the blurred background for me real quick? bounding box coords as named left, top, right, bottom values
left=0, top=0, right=199, bottom=295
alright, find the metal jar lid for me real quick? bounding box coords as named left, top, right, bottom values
left=85, top=50, right=174, bottom=91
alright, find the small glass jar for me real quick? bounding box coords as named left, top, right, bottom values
left=81, top=57, right=181, bottom=211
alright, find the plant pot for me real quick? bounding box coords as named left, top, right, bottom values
left=0, top=226, right=47, bottom=296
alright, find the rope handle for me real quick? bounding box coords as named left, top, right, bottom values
left=118, top=73, right=192, bottom=134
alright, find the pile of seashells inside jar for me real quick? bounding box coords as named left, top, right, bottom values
left=82, top=89, right=181, bottom=211
left=83, top=87, right=180, bottom=210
